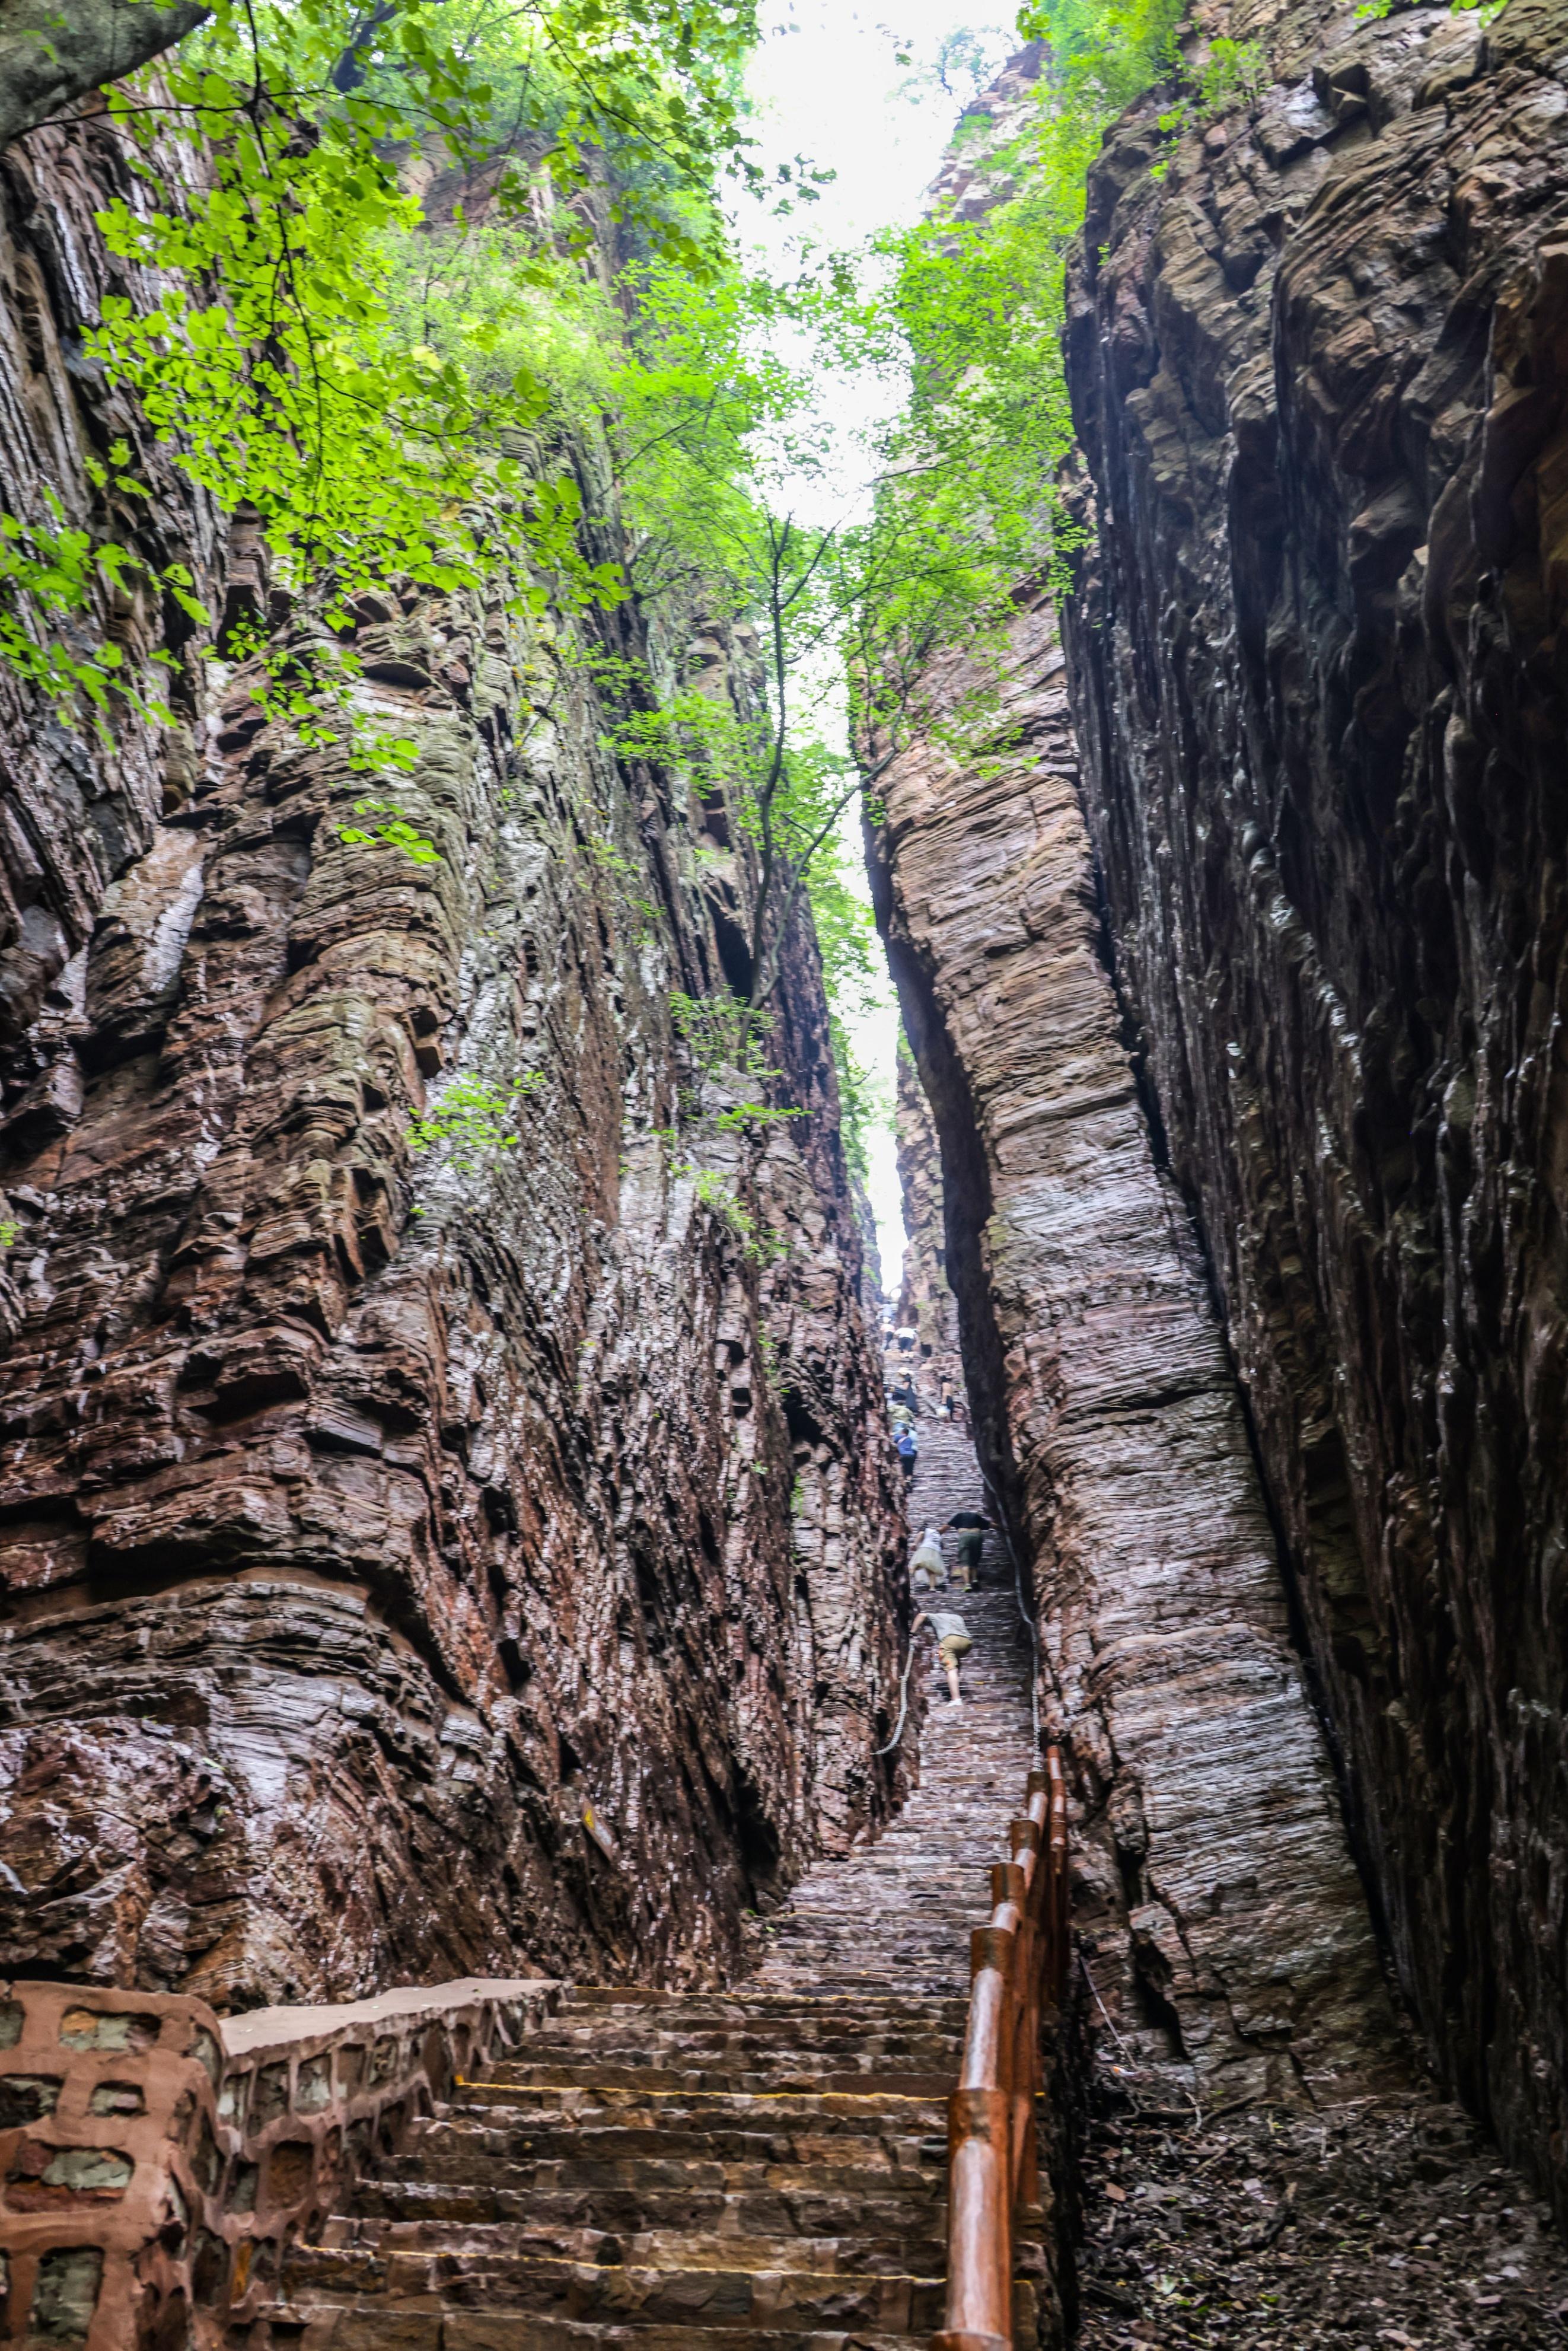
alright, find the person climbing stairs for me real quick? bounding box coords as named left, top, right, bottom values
left=260, top=1427, right=1047, bottom=2349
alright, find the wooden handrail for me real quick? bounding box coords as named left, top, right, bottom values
left=932, top=1743, right=1069, bottom=2351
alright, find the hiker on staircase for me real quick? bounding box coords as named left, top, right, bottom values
left=909, top=1523, right=947, bottom=1591
left=914, top=1605, right=972, bottom=1706
left=942, top=1506, right=992, bottom=1589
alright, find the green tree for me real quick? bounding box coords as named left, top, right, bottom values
left=843, top=0, right=1185, bottom=665
left=0, top=0, right=764, bottom=752
left=590, top=245, right=1011, bottom=1032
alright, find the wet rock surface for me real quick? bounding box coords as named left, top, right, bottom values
left=0, top=116, right=906, bottom=2008
left=874, top=575, right=1568, bottom=2348
left=1062, top=0, right=1568, bottom=2208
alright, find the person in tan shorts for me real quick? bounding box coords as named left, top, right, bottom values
left=914, top=1608, right=972, bottom=1706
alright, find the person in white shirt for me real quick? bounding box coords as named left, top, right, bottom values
left=909, top=1525, right=946, bottom=1590
left=914, top=1608, right=971, bottom=1705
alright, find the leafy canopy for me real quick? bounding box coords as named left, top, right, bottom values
left=842, top=0, right=1186, bottom=676
left=0, top=0, right=1220, bottom=1199
left=93, top=0, right=764, bottom=620
left=1, top=0, right=762, bottom=742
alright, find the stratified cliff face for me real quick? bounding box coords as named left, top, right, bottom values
left=893, top=1047, right=961, bottom=1392
left=871, top=597, right=1401, bottom=2104
left=1063, top=0, right=1568, bottom=2200
left=0, top=116, right=906, bottom=2007
left=0, top=116, right=225, bottom=1042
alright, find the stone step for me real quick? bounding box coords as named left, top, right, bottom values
left=277, top=2275, right=1041, bottom=2347
left=742, top=1967, right=968, bottom=1986
left=560, top=1990, right=968, bottom=2021
left=517, top=2022, right=959, bottom=2059
left=301, top=2218, right=951, bottom=2278
left=346, top=2178, right=949, bottom=2243
left=279, top=2245, right=956, bottom=2333
left=506, top=2042, right=959, bottom=2078
left=525, top=2019, right=963, bottom=2053
left=401, top=2135, right=945, bottom=2181
left=477, top=2062, right=955, bottom=2097
left=447, top=2088, right=947, bottom=2136
left=384, top=2139, right=946, bottom=2200
left=278, top=2303, right=943, bottom=2350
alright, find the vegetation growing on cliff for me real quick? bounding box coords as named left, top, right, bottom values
left=0, top=0, right=763, bottom=735
left=846, top=0, right=1184, bottom=658
left=4, top=0, right=912, bottom=1205
left=0, top=0, right=1205, bottom=1202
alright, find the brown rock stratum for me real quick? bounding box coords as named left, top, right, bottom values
left=893, top=1047, right=963, bottom=1407
left=873, top=591, right=1400, bottom=2105
left=1063, top=0, right=1568, bottom=2212
left=874, top=571, right=1568, bottom=2349
left=0, top=113, right=225, bottom=1043
left=0, top=113, right=907, bottom=2010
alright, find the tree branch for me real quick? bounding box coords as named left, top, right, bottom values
left=331, top=0, right=400, bottom=94
left=749, top=767, right=865, bottom=1013
left=0, top=0, right=211, bottom=149
left=744, top=512, right=793, bottom=1008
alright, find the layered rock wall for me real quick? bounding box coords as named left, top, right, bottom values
left=0, top=113, right=225, bottom=1041
left=1063, top=0, right=1568, bottom=2200
left=893, top=1046, right=961, bottom=1397
left=0, top=113, right=907, bottom=2009
left=870, top=597, right=1400, bottom=2104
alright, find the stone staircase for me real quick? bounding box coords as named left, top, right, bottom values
left=263, top=1425, right=1044, bottom=2350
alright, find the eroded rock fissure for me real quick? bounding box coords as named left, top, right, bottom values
left=10, top=0, right=1568, bottom=2340
left=875, top=588, right=1568, bottom=2343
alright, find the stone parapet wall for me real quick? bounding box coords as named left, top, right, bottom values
left=0, top=1975, right=559, bottom=2348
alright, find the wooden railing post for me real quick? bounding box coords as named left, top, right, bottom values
left=936, top=1923, right=1015, bottom=2351
left=990, top=1859, right=1026, bottom=1923
left=1014, top=1879, right=1040, bottom=2213
left=934, top=1742, right=1070, bottom=2351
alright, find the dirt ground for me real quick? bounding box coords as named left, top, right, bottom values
left=1071, top=2043, right=1568, bottom=2350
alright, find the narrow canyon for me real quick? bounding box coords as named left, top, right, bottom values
left=3, top=0, right=1568, bottom=2346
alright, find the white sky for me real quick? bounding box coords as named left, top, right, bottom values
left=741, top=4, right=1015, bottom=1289
left=747, top=5, right=1014, bottom=250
